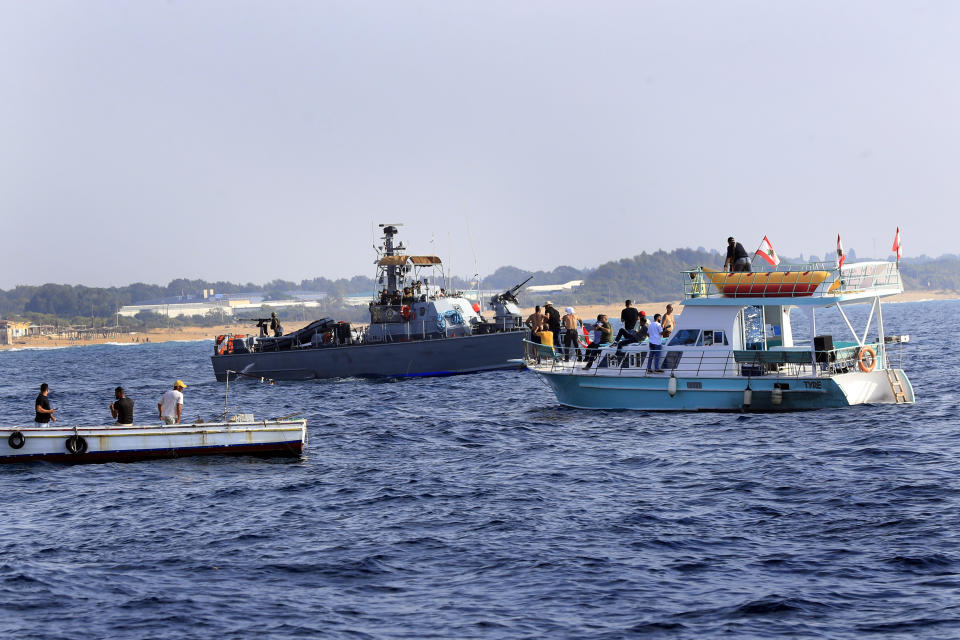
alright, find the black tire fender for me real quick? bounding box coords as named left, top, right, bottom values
left=8, top=431, right=25, bottom=449
left=65, top=435, right=88, bottom=455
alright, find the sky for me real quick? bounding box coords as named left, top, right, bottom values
left=1, top=1, right=957, bottom=289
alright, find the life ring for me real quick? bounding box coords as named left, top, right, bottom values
left=226, top=339, right=234, bottom=355
left=65, top=435, right=88, bottom=455
left=8, top=431, right=25, bottom=449
left=857, top=346, right=877, bottom=372
left=401, top=305, right=411, bottom=321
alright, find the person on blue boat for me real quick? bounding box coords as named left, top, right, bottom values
left=724, top=237, right=751, bottom=272
left=110, top=386, right=134, bottom=425
left=583, top=314, right=612, bottom=369
left=562, top=307, right=583, bottom=361
left=34, top=383, right=57, bottom=427
left=647, top=314, right=664, bottom=373
left=543, top=301, right=561, bottom=347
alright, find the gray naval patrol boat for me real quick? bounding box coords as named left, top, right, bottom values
left=211, top=224, right=528, bottom=381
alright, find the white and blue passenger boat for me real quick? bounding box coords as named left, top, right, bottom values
left=527, top=260, right=914, bottom=411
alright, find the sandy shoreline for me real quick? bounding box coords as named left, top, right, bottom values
left=1, top=290, right=955, bottom=351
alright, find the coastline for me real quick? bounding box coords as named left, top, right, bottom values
left=2, top=290, right=954, bottom=351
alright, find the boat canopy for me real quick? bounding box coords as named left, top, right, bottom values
left=376, top=255, right=443, bottom=266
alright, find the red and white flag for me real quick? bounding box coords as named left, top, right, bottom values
left=755, top=235, right=780, bottom=267
left=836, top=235, right=845, bottom=269
left=892, top=227, right=902, bottom=260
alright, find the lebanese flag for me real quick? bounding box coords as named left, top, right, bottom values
left=836, top=235, right=846, bottom=269
left=892, top=227, right=902, bottom=260
left=755, top=235, right=780, bottom=267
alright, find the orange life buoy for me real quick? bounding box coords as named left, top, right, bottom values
left=857, top=346, right=876, bottom=372
left=227, top=339, right=234, bottom=355
left=401, top=305, right=411, bottom=321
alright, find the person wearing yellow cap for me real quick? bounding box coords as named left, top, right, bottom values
left=158, top=380, right=187, bottom=425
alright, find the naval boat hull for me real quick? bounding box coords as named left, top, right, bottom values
left=212, top=330, right=526, bottom=381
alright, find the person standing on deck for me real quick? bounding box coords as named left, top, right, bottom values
left=561, top=307, right=583, bottom=361
left=158, top=380, right=187, bottom=425
left=647, top=314, right=664, bottom=373
left=724, top=237, right=751, bottom=272
left=525, top=305, right=545, bottom=335
left=34, top=383, right=57, bottom=427
left=270, top=312, right=283, bottom=337
left=110, top=386, right=135, bottom=425
left=661, top=304, right=675, bottom=338
left=543, top=301, right=561, bottom=347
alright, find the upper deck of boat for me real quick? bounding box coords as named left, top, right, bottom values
left=682, top=261, right=903, bottom=307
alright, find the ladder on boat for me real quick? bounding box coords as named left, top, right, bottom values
left=886, top=369, right=909, bottom=404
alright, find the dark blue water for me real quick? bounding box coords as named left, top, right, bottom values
left=1, top=300, right=957, bottom=639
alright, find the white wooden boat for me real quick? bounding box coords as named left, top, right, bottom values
left=0, top=418, right=307, bottom=463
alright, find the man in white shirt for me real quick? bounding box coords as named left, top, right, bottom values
left=158, top=380, right=187, bottom=425
left=646, top=314, right=664, bottom=373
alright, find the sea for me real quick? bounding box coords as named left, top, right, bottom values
left=0, top=299, right=957, bottom=639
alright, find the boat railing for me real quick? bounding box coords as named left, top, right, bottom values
left=524, top=340, right=902, bottom=378
left=681, top=261, right=902, bottom=301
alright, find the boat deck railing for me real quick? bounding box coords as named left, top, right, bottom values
left=524, top=339, right=904, bottom=378
left=682, top=261, right=902, bottom=301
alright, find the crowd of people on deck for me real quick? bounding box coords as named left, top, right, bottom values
left=524, top=298, right=676, bottom=371
left=522, top=236, right=751, bottom=371
left=31, top=379, right=190, bottom=427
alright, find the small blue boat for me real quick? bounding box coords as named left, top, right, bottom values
left=528, top=260, right=914, bottom=411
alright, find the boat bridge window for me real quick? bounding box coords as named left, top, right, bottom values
left=697, top=331, right=728, bottom=347
left=668, top=329, right=700, bottom=346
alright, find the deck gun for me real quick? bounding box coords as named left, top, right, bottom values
left=489, top=276, right=532, bottom=330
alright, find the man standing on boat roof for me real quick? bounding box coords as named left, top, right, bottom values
left=35, top=382, right=57, bottom=427
left=724, top=237, right=751, bottom=272
left=158, top=380, right=187, bottom=425
left=110, top=386, right=134, bottom=425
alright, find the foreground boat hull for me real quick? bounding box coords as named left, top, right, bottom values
left=211, top=330, right=526, bottom=381
left=0, top=420, right=307, bottom=464
left=534, top=369, right=914, bottom=411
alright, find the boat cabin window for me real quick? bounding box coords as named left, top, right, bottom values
left=668, top=329, right=700, bottom=346
left=697, top=331, right=728, bottom=347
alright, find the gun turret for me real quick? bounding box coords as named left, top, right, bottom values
left=491, top=276, right=533, bottom=306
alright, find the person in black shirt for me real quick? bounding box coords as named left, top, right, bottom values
left=109, top=386, right=135, bottom=425
left=724, top=237, right=751, bottom=272
left=543, top=302, right=561, bottom=346
left=616, top=300, right=640, bottom=342
left=34, top=382, right=57, bottom=427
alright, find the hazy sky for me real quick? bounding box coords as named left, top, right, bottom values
left=1, top=1, right=957, bottom=289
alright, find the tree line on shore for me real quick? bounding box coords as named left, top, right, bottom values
left=1, top=250, right=956, bottom=326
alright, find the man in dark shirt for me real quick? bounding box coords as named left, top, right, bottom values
left=270, top=312, right=283, bottom=337
left=543, top=301, right=561, bottom=346
left=34, top=382, right=57, bottom=427
left=724, top=237, right=751, bottom=272
left=109, top=386, right=135, bottom=425
left=616, top=300, right=640, bottom=342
